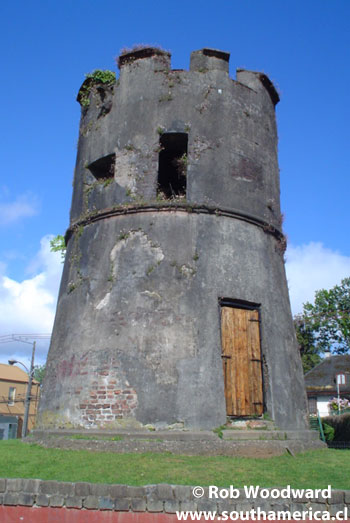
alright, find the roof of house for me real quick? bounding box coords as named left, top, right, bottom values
left=305, top=355, right=350, bottom=393
left=0, top=363, right=38, bottom=384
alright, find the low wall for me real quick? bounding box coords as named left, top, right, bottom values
left=0, top=478, right=349, bottom=521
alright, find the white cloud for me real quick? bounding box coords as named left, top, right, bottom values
left=0, top=192, right=39, bottom=225
left=0, top=235, right=63, bottom=366
left=285, top=242, right=350, bottom=315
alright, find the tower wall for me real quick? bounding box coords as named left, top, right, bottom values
left=38, top=48, right=308, bottom=431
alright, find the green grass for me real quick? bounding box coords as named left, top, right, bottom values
left=68, top=434, right=123, bottom=441
left=0, top=441, right=349, bottom=489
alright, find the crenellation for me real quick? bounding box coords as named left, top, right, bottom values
left=117, top=46, right=171, bottom=69
left=236, top=69, right=280, bottom=106
left=190, top=48, right=230, bottom=73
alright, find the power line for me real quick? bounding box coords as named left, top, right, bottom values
left=0, top=334, right=51, bottom=344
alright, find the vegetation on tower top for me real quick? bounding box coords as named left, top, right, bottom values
left=77, top=69, right=116, bottom=108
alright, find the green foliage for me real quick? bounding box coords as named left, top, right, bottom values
left=294, top=315, right=322, bottom=373
left=328, top=397, right=350, bottom=415
left=175, top=153, right=188, bottom=175
left=302, top=277, right=350, bottom=354
left=78, top=69, right=116, bottom=108
left=213, top=425, right=226, bottom=439
left=118, top=231, right=129, bottom=241
left=323, top=413, right=350, bottom=442
left=85, top=70, right=116, bottom=84
left=159, top=93, right=173, bottom=102
left=69, top=434, right=122, bottom=441
left=0, top=442, right=349, bottom=488
left=33, top=365, right=46, bottom=384
left=103, top=178, right=113, bottom=187
left=322, top=422, right=335, bottom=442
left=146, top=265, right=155, bottom=276
left=50, top=235, right=66, bottom=262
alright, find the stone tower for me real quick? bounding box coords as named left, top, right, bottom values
left=39, top=47, right=308, bottom=431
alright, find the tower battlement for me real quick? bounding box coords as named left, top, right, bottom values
left=73, top=48, right=282, bottom=239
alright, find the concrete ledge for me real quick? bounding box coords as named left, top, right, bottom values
left=32, top=429, right=218, bottom=441
left=32, top=428, right=320, bottom=441
left=29, top=428, right=325, bottom=457
left=222, top=430, right=320, bottom=441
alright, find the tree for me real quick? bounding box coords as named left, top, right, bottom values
left=294, top=315, right=322, bottom=373
left=50, top=234, right=66, bottom=261
left=33, top=364, right=46, bottom=384
left=302, top=277, right=350, bottom=355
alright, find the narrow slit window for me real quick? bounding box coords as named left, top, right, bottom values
left=88, top=153, right=115, bottom=181
left=157, top=133, right=188, bottom=199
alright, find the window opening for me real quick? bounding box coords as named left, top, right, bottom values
left=8, top=387, right=16, bottom=406
left=308, top=397, right=317, bottom=415
left=157, top=133, right=187, bottom=199
left=88, top=153, right=115, bottom=181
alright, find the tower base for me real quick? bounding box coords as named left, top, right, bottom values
left=29, top=428, right=325, bottom=458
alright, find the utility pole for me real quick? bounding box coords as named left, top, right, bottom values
left=22, top=341, right=36, bottom=438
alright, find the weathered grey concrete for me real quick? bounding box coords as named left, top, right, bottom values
left=30, top=428, right=321, bottom=442
left=38, top=48, right=309, bottom=432
left=28, top=429, right=325, bottom=457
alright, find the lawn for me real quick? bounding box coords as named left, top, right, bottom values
left=0, top=441, right=349, bottom=489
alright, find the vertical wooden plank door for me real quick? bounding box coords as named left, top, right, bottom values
left=221, top=306, right=263, bottom=416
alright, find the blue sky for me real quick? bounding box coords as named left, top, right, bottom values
left=1, top=0, right=349, bottom=366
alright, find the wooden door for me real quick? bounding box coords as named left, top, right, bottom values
left=221, top=306, right=263, bottom=416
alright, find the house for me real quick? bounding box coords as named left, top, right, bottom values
left=304, top=354, right=350, bottom=417
left=0, top=363, right=40, bottom=438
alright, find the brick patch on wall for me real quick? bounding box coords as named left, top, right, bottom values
left=58, top=353, right=139, bottom=427
left=79, top=381, right=138, bottom=424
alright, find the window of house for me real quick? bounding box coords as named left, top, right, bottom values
left=308, top=396, right=317, bottom=415
left=336, top=374, right=346, bottom=385
left=8, top=387, right=16, bottom=406
left=8, top=423, right=17, bottom=439
left=157, top=133, right=188, bottom=199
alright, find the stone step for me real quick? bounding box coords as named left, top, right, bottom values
left=27, top=430, right=326, bottom=457
left=32, top=429, right=218, bottom=441
left=32, top=428, right=319, bottom=442
left=222, top=430, right=320, bottom=441
left=226, top=420, right=276, bottom=430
